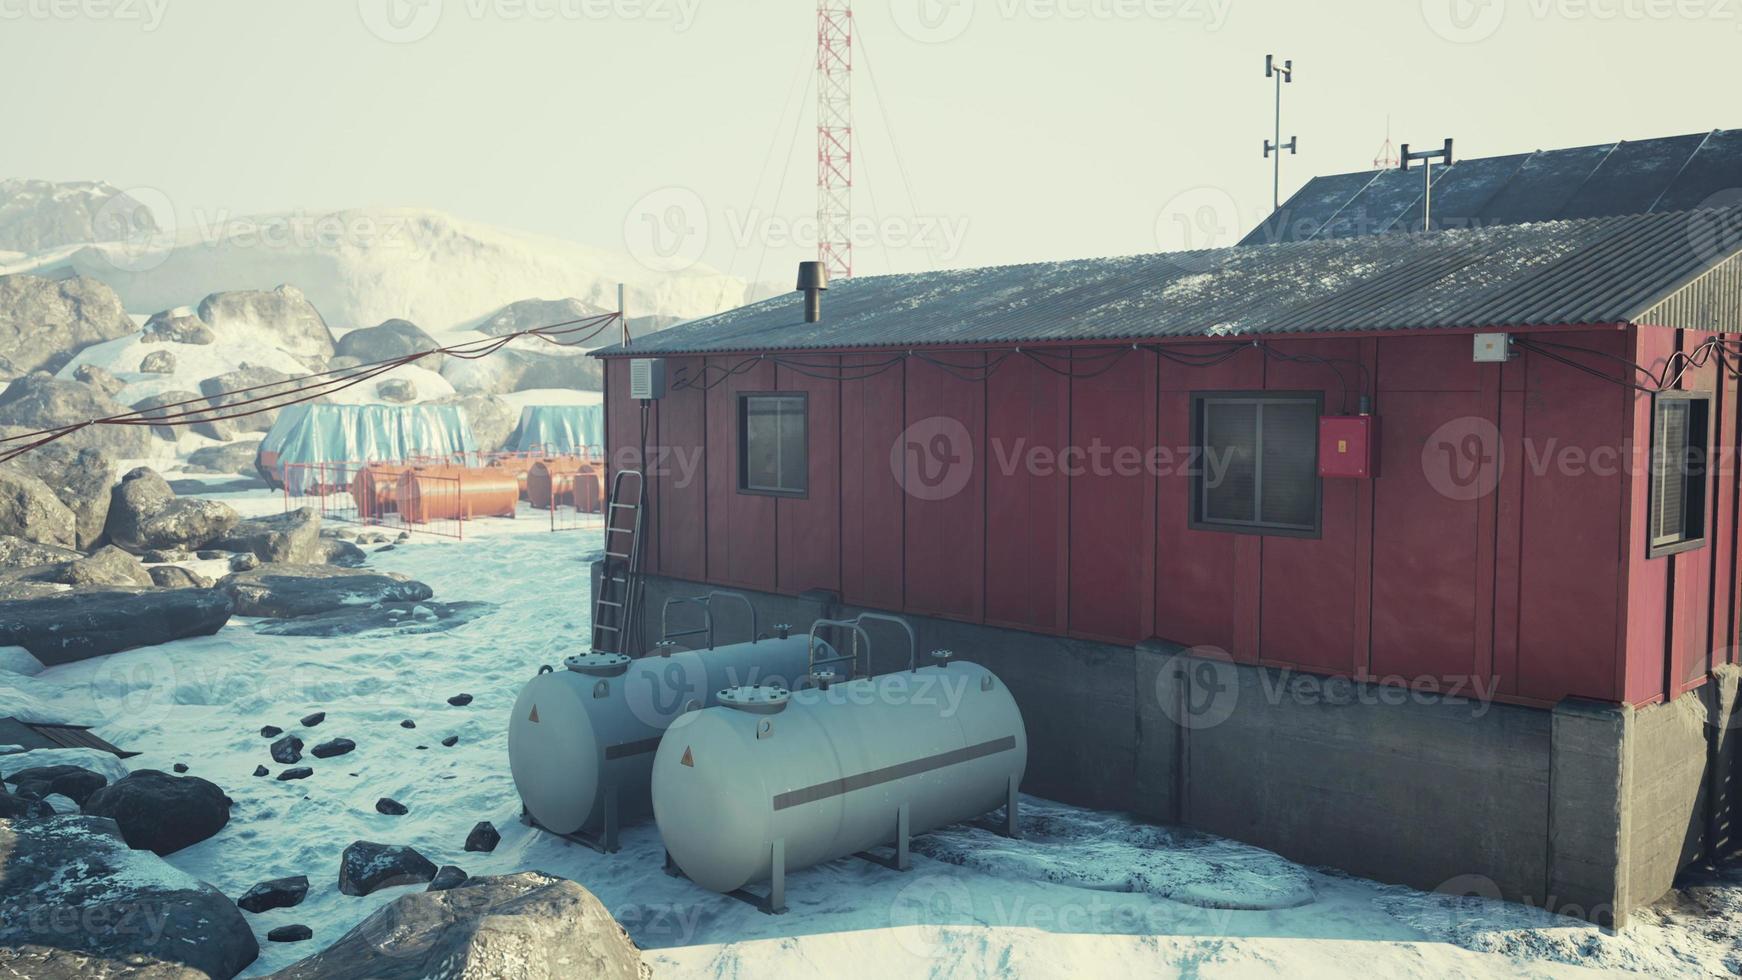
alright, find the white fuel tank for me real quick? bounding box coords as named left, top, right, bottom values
left=652, top=658, right=1027, bottom=894
left=508, top=634, right=825, bottom=837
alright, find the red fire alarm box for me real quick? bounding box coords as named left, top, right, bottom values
left=1318, top=415, right=1376, bottom=479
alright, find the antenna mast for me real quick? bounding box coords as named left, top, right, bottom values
left=1262, top=54, right=1296, bottom=211
left=817, top=3, right=853, bottom=280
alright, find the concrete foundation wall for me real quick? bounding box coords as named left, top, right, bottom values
left=609, top=568, right=1742, bottom=929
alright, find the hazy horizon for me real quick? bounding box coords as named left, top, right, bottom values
left=5, top=0, right=1739, bottom=286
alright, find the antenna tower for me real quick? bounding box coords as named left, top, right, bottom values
left=817, top=3, right=853, bottom=279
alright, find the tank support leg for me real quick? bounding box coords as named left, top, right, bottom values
left=1002, top=775, right=1022, bottom=840
left=853, top=803, right=912, bottom=871
left=663, top=849, right=685, bottom=879
left=599, top=784, right=620, bottom=853
left=766, top=838, right=787, bottom=914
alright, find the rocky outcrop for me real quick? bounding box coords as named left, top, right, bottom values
left=217, top=564, right=433, bottom=619
left=0, top=534, right=78, bottom=569
left=211, top=507, right=322, bottom=564
left=72, top=363, right=124, bottom=398
left=7, top=545, right=153, bottom=589
left=0, top=468, right=77, bottom=549
left=198, top=364, right=299, bottom=433
left=266, top=872, right=641, bottom=980
left=439, top=349, right=600, bottom=395
left=0, top=587, right=235, bottom=664
left=377, top=378, right=416, bottom=402
left=81, top=769, right=232, bottom=856
left=141, top=306, right=216, bottom=345
left=197, top=285, right=336, bottom=363
left=3, top=444, right=115, bottom=550
left=185, top=440, right=261, bottom=477
left=319, top=538, right=366, bottom=567
left=148, top=564, right=212, bottom=589
left=105, top=467, right=239, bottom=553
left=0, top=179, right=163, bottom=252
left=334, top=319, right=441, bottom=368
left=3, top=764, right=108, bottom=807
left=0, top=814, right=258, bottom=979
left=0, top=374, right=154, bottom=458
left=132, top=389, right=235, bottom=442
left=474, top=297, right=609, bottom=337
left=138, top=349, right=177, bottom=373
left=0, top=275, right=136, bottom=376
left=253, top=599, right=491, bottom=638
left=337, top=841, right=437, bottom=896
left=435, top=393, right=516, bottom=453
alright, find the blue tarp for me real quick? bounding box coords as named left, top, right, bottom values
left=508, top=404, right=604, bottom=455
left=258, top=404, right=477, bottom=490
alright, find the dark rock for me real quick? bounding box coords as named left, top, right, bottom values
left=0, top=534, right=78, bottom=570
left=0, top=766, right=101, bottom=804
left=142, top=306, right=217, bottom=345
left=375, top=797, right=407, bottom=816
left=447, top=694, right=473, bottom=707
left=105, top=467, right=240, bottom=553
left=138, top=348, right=177, bottom=373
left=254, top=765, right=269, bottom=777
left=212, top=507, right=323, bottom=564
left=301, top=712, right=325, bottom=727
left=0, top=274, right=135, bottom=376
left=237, top=874, right=309, bottom=914
left=376, top=378, right=417, bottom=403
left=0, top=373, right=153, bottom=458
left=253, top=599, right=494, bottom=639
left=0, top=814, right=258, bottom=979
left=198, top=363, right=300, bottom=434
left=0, top=467, right=76, bottom=548
left=335, top=319, right=441, bottom=369
left=464, top=821, right=500, bottom=853
left=475, top=297, right=609, bottom=338
left=319, top=538, right=367, bottom=567
left=149, top=563, right=213, bottom=589
left=268, top=924, right=314, bottom=943
left=270, top=735, right=304, bottom=764
left=0, top=586, right=234, bottom=664
left=185, top=440, right=263, bottom=478
left=1, top=444, right=114, bottom=550
left=172, top=763, right=188, bottom=773
left=143, top=547, right=191, bottom=563
left=81, top=770, right=232, bottom=856
left=261, top=725, right=283, bottom=738
left=26, top=544, right=153, bottom=589
left=426, top=865, right=467, bottom=891
left=440, top=736, right=458, bottom=748
left=0, top=791, right=52, bottom=819
left=198, top=286, right=336, bottom=364
left=400, top=719, right=415, bottom=729
left=218, top=564, right=434, bottom=619
left=337, top=840, right=437, bottom=896
left=265, top=871, right=641, bottom=979
left=130, top=389, right=235, bottom=442
left=71, top=363, right=124, bottom=398
left=228, top=552, right=260, bottom=572
left=277, top=767, right=313, bottom=781
left=196, top=550, right=225, bottom=560
left=310, top=738, right=354, bottom=759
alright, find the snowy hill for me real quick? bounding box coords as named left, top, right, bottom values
left=0, top=178, right=161, bottom=254
left=1, top=203, right=750, bottom=332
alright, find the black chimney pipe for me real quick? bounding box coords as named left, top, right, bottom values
left=796, top=261, right=828, bottom=323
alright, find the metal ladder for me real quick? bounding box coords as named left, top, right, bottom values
left=591, top=469, right=646, bottom=654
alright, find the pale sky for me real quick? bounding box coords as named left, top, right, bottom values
left=4, top=0, right=1738, bottom=284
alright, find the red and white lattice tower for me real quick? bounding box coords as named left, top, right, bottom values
left=817, top=3, right=852, bottom=280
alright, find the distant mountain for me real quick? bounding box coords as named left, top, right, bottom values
left=0, top=179, right=161, bottom=255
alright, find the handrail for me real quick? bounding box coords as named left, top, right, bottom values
left=660, top=590, right=758, bottom=651
left=806, top=612, right=918, bottom=680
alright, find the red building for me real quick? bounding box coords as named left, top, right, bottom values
left=595, top=131, right=1742, bottom=928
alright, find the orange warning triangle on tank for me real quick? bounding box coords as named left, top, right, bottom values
left=680, top=746, right=694, bottom=767
left=528, top=704, right=539, bottom=723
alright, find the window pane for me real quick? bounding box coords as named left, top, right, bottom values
left=1259, top=400, right=1318, bottom=529
left=1202, top=401, right=1257, bottom=523
left=744, top=398, right=781, bottom=491
left=776, top=398, right=807, bottom=493
left=1652, top=400, right=1686, bottom=546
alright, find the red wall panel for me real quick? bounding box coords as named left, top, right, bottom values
left=655, top=357, right=707, bottom=581
left=985, top=355, right=1070, bottom=632
left=840, top=355, right=905, bottom=610
left=1068, top=351, right=1156, bottom=643
left=776, top=360, right=842, bottom=596
left=703, top=357, right=776, bottom=592
left=604, top=357, right=658, bottom=576
left=902, top=356, right=986, bottom=622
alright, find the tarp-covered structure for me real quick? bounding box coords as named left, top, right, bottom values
left=257, top=404, right=477, bottom=490
left=508, top=405, right=604, bottom=456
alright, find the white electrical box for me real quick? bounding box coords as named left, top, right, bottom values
left=1473, top=333, right=1512, bottom=363
left=629, top=358, right=666, bottom=400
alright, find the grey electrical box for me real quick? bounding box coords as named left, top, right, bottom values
left=1473, top=333, right=1512, bottom=363
left=629, top=358, right=666, bottom=400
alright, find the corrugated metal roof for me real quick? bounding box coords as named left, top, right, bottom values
left=596, top=209, right=1742, bottom=357
left=1242, top=130, right=1742, bottom=246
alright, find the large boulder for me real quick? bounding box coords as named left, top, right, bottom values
left=0, top=814, right=259, bottom=979
left=5, top=545, right=153, bottom=589
left=72, top=363, right=124, bottom=398
left=435, top=394, right=516, bottom=453
left=197, top=285, right=336, bottom=364
left=3, top=764, right=108, bottom=807
left=337, top=840, right=437, bottom=896
left=81, top=769, right=232, bottom=856
left=185, top=440, right=262, bottom=477
left=149, top=565, right=212, bottom=589
left=0, top=535, right=78, bottom=569
left=440, top=349, right=600, bottom=395
left=474, top=297, right=609, bottom=337
left=0, top=468, right=76, bottom=549
left=141, top=306, right=216, bottom=345
left=218, top=564, right=433, bottom=619
left=132, top=389, right=235, bottom=442
left=377, top=378, right=416, bottom=403
left=198, top=365, right=299, bottom=434
left=334, top=319, right=441, bottom=369
left=267, top=872, right=641, bottom=980
left=106, top=467, right=240, bottom=553
left=138, top=349, right=177, bottom=373
left=0, top=587, right=235, bottom=664
left=2, top=444, right=115, bottom=550
left=0, top=275, right=135, bottom=376
left=0, top=374, right=154, bottom=459
left=211, top=507, right=322, bottom=564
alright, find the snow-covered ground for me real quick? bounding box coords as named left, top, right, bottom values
left=3, top=486, right=1742, bottom=978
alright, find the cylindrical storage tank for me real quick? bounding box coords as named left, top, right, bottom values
left=350, top=465, right=408, bottom=518
left=398, top=466, right=520, bottom=523
left=652, top=659, right=1026, bottom=894
left=526, top=458, right=586, bottom=510
left=508, top=636, right=830, bottom=836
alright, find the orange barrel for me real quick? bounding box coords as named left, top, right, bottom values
left=350, top=465, right=410, bottom=518
left=572, top=461, right=604, bottom=513
left=398, top=466, right=520, bottom=523
left=488, top=457, right=539, bottom=500
left=527, top=458, right=588, bottom=510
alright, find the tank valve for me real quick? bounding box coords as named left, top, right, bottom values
left=808, top=669, right=841, bottom=691
left=930, top=649, right=955, bottom=664
left=718, top=685, right=791, bottom=715
left=653, top=640, right=681, bottom=659
left=773, top=623, right=792, bottom=640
